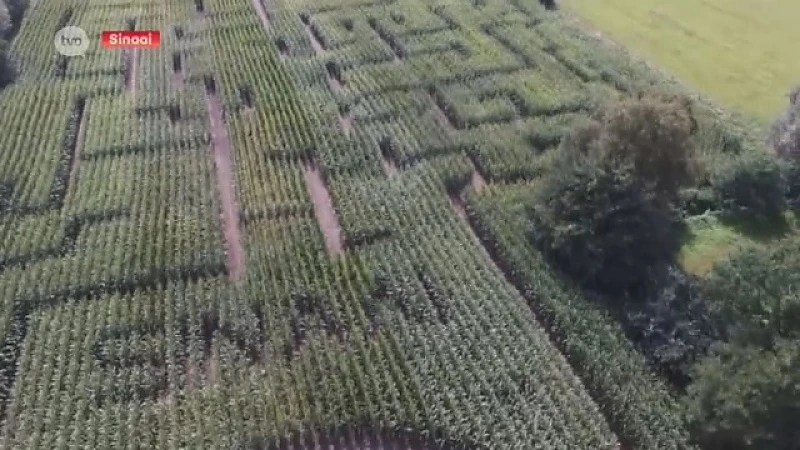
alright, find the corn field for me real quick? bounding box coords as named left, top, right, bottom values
left=0, top=0, right=756, bottom=448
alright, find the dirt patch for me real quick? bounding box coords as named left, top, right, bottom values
left=204, top=346, right=219, bottom=385
left=205, top=93, right=246, bottom=280
left=339, top=112, right=352, bottom=137
left=172, top=71, right=184, bottom=89
left=302, top=162, right=344, bottom=256
left=305, top=25, right=326, bottom=56
left=428, top=92, right=455, bottom=134
left=250, top=0, right=271, bottom=29
left=471, top=170, right=487, bottom=192
left=124, top=49, right=137, bottom=95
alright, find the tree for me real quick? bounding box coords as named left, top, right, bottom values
left=593, top=95, right=699, bottom=206
left=686, top=340, right=800, bottom=450
left=704, top=234, right=800, bottom=347
left=530, top=152, right=680, bottom=294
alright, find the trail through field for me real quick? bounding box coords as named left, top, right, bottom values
left=339, top=111, right=352, bottom=136
left=250, top=0, right=270, bottom=29
left=66, top=101, right=87, bottom=200
left=303, top=163, right=344, bottom=256
left=205, top=93, right=246, bottom=280
left=305, top=25, right=326, bottom=56
left=380, top=155, right=399, bottom=177
left=470, top=169, right=486, bottom=192
left=125, top=50, right=137, bottom=95
left=428, top=93, right=455, bottom=133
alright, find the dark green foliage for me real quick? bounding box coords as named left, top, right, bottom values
left=624, top=266, right=722, bottom=388
left=686, top=341, right=800, bottom=450
left=539, top=0, right=557, bottom=11
left=0, top=40, right=13, bottom=88
left=531, top=154, right=680, bottom=294
left=562, top=96, right=699, bottom=207
left=784, top=159, right=800, bottom=206
left=704, top=235, right=800, bottom=346
left=687, top=235, right=800, bottom=449
left=679, top=185, right=718, bottom=216
left=713, top=153, right=786, bottom=220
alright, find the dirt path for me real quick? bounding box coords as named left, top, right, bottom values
left=305, top=25, right=326, bottom=56
left=250, top=0, right=270, bottom=29
left=172, top=71, right=184, bottom=89
left=302, top=163, right=344, bottom=256
left=380, top=154, right=399, bottom=178
left=125, top=49, right=138, bottom=95
left=428, top=92, right=455, bottom=134
left=470, top=167, right=487, bottom=192
left=205, top=93, right=246, bottom=280
left=339, top=112, right=352, bottom=137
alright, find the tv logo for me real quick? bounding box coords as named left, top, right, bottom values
left=54, top=26, right=89, bottom=57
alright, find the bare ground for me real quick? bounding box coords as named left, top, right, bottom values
left=302, top=162, right=344, bottom=256
left=339, top=111, right=352, bottom=137
left=205, top=346, right=219, bottom=385
left=250, top=0, right=271, bottom=29
left=305, top=25, right=326, bottom=56
left=66, top=102, right=87, bottom=199
left=125, top=49, right=138, bottom=95
left=470, top=169, right=487, bottom=192
left=205, top=93, right=247, bottom=280
left=328, top=75, right=343, bottom=92
left=380, top=154, right=399, bottom=178
left=428, top=93, right=455, bottom=134
left=172, top=70, right=184, bottom=89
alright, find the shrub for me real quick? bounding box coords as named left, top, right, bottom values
left=768, top=86, right=800, bottom=159
left=624, top=266, right=722, bottom=388
left=530, top=153, right=680, bottom=295
left=0, top=40, right=14, bottom=88
left=712, top=153, right=786, bottom=220
left=784, top=159, right=800, bottom=206
left=686, top=340, right=800, bottom=450
left=704, top=235, right=800, bottom=346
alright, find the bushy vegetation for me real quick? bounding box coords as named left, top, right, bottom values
left=531, top=97, right=697, bottom=294
left=686, top=236, right=800, bottom=450
left=712, top=152, right=786, bottom=220
left=0, top=0, right=25, bottom=88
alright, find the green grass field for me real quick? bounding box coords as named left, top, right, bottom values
left=564, top=0, right=800, bottom=121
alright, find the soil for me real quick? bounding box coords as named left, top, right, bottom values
left=380, top=154, right=399, bottom=177
left=328, top=75, right=343, bottom=92
left=305, top=26, right=326, bottom=56
left=205, top=93, right=246, bottom=280
left=250, top=0, right=271, bottom=29
left=428, top=93, right=454, bottom=134
left=470, top=169, right=486, bottom=193
left=172, top=70, right=184, bottom=89
left=125, top=49, right=137, bottom=95
left=205, top=346, right=219, bottom=385
left=339, top=112, right=352, bottom=137
left=302, top=163, right=344, bottom=256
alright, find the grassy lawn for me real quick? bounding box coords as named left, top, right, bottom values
left=563, top=0, right=800, bottom=122
left=680, top=211, right=799, bottom=276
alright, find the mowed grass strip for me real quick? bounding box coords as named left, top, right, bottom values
left=564, top=0, right=800, bottom=121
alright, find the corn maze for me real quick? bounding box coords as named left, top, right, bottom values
left=0, top=0, right=755, bottom=448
